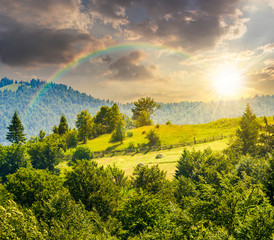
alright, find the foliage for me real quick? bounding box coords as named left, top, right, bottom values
left=132, top=97, right=161, bottom=127
left=145, top=129, right=161, bottom=146
left=5, top=168, right=63, bottom=208
left=6, top=111, right=26, bottom=143
left=110, top=119, right=125, bottom=143
left=58, top=114, right=69, bottom=135
left=65, top=129, right=78, bottom=148
left=94, top=103, right=122, bottom=135
left=132, top=165, right=169, bottom=195
left=116, top=190, right=170, bottom=239
left=28, top=135, right=62, bottom=171
left=0, top=200, right=47, bottom=239
left=38, top=130, right=46, bottom=141
left=234, top=103, right=259, bottom=155
left=76, top=110, right=93, bottom=144
left=65, top=160, right=120, bottom=219
left=0, top=143, right=29, bottom=181
left=71, top=145, right=93, bottom=162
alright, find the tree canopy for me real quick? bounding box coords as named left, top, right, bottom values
left=132, top=97, right=161, bottom=127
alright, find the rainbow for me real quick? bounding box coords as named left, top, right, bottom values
left=23, top=42, right=192, bottom=122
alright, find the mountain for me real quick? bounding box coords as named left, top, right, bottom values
left=1, top=77, right=273, bottom=145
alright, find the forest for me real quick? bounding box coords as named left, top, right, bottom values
left=0, top=98, right=273, bottom=239
left=0, top=77, right=274, bottom=145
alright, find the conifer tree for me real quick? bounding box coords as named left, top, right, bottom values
left=236, top=103, right=259, bottom=155
left=6, top=111, right=26, bottom=143
left=58, top=114, right=69, bottom=135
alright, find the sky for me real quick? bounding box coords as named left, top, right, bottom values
left=0, top=0, right=273, bottom=103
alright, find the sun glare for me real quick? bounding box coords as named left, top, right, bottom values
left=212, top=65, right=243, bottom=98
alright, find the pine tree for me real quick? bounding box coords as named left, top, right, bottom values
left=236, top=103, right=259, bottom=155
left=6, top=111, right=26, bottom=143
left=58, top=114, right=69, bottom=135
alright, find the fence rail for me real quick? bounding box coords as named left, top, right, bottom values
left=92, top=134, right=234, bottom=159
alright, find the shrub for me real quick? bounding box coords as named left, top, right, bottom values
left=128, top=141, right=135, bottom=149
left=166, top=121, right=171, bottom=125
left=126, top=131, right=133, bottom=137
left=72, top=145, right=93, bottom=162
left=145, top=129, right=161, bottom=147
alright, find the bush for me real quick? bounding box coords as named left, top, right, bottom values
left=145, top=129, right=161, bottom=147
left=72, top=145, right=93, bottom=162
left=126, top=131, right=133, bottom=137
left=127, top=141, right=135, bottom=149
left=166, top=121, right=171, bottom=125
left=155, top=124, right=160, bottom=129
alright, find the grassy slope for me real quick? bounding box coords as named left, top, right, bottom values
left=0, top=84, right=20, bottom=92
left=85, top=117, right=240, bottom=152
left=85, top=116, right=274, bottom=152
left=57, top=139, right=229, bottom=179
left=57, top=116, right=274, bottom=179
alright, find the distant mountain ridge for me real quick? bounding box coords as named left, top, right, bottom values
left=0, top=77, right=273, bottom=144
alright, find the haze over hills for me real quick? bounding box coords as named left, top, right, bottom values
left=0, top=77, right=273, bottom=145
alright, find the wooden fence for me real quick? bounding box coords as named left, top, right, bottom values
left=92, top=134, right=233, bottom=159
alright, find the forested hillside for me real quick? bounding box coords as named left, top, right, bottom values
left=0, top=77, right=273, bottom=144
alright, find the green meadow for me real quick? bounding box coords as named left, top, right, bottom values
left=57, top=116, right=273, bottom=179
left=58, top=139, right=229, bottom=179
left=86, top=117, right=241, bottom=152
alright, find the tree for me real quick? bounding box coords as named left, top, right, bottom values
left=93, top=104, right=122, bottom=135
left=0, top=143, right=29, bottom=181
left=235, top=103, right=259, bottom=155
left=145, top=129, right=161, bottom=146
left=28, top=136, right=61, bottom=172
left=76, top=110, right=93, bottom=144
left=72, top=145, right=93, bottom=163
left=132, top=97, right=161, bottom=127
left=58, top=114, right=69, bottom=135
left=132, top=165, right=168, bottom=195
left=110, top=119, right=125, bottom=143
left=6, top=111, right=26, bottom=143
left=65, top=160, right=120, bottom=219
left=38, top=130, right=46, bottom=141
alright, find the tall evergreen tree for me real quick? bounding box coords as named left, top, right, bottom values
left=6, top=111, right=26, bottom=143
left=58, top=114, right=69, bottom=135
left=236, top=103, right=259, bottom=155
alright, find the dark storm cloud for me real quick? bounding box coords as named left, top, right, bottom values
left=127, top=0, right=242, bottom=50
left=109, top=50, right=153, bottom=80
left=86, top=0, right=131, bottom=23
left=0, top=15, right=91, bottom=66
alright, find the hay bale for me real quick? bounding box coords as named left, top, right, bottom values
left=155, top=153, right=165, bottom=159
left=137, top=163, right=145, bottom=167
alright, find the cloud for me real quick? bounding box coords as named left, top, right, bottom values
left=85, top=0, right=131, bottom=28
left=125, top=0, right=247, bottom=50
left=0, top=15, right=93, bottom=66
left=0, top=0, right=91, bottom=31
left=109, top=50, right=155, bottom=80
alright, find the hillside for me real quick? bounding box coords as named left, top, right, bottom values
left=83, top=116, right=273, bottom=153
left=0, top=77, right=273, bottom=145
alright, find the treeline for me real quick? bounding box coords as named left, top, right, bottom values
left=1, top=78, right=274, bottom=145
left=0, top=105, right=273, bottom=239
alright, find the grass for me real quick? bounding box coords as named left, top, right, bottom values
left=57, top=116, right=274, bottom=179
left=57, top=138, right=229, bottom=179
left=0, top=83, right=31, bottom=92
left=85, top=117, right=242, bottom=152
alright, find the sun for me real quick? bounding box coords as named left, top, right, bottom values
left=212, top=65, right=243, bottom=98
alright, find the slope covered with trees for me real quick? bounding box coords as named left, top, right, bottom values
left=0, top=77, right=273, bottom=144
